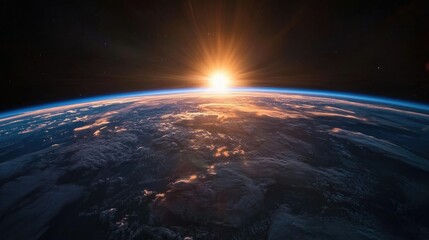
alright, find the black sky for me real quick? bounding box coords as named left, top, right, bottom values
left=1, top=0, right=428, bottom=112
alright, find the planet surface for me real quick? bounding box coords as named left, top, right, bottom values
left=1, top=89, right=429, bottom=240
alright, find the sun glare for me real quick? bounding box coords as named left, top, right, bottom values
left=208, top=71, right=231, bottom=92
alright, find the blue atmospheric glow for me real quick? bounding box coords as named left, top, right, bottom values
left=1, top=87, right=429, bottom=119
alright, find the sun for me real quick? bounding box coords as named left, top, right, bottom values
left=208, top=70, right=231, bottom=92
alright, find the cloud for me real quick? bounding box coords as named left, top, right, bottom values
left=268, top=206, right=389, bottom=240
left=63, top=133, right=138, bottom=172
left=329, top=128, right=429, bottom=171
left=154, top=156, right=318, bottom=227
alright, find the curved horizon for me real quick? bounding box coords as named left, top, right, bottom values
left=2, top=87, right=429, bottom=119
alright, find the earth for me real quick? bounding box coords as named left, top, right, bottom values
left=1, top=89, right=429, bottom=240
